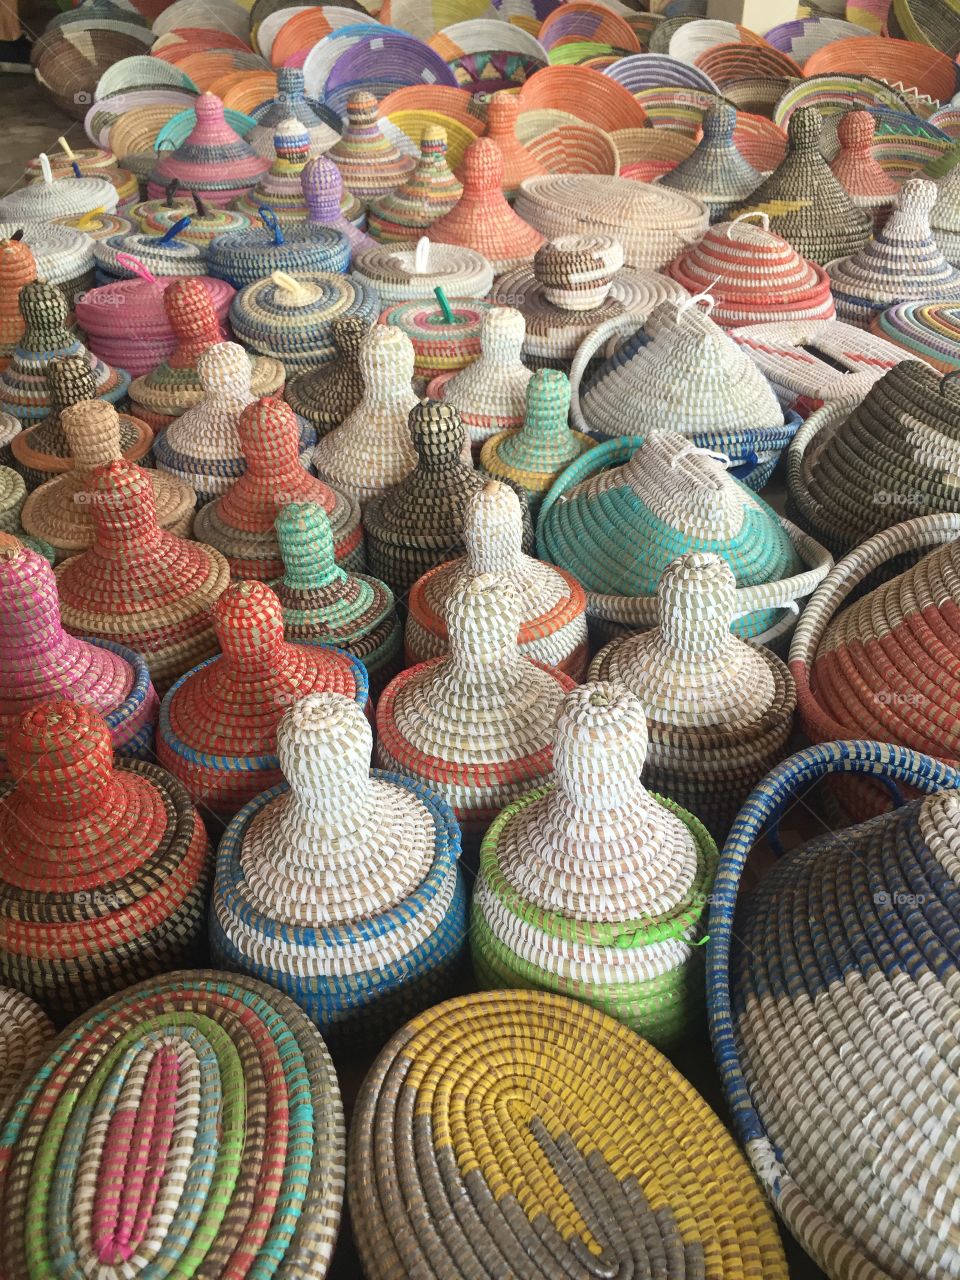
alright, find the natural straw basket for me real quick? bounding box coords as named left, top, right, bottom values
left=367, top=125, right=463, bottom=242
left=0, top=987, right=51, bottom=1114
left=0, top=700, right=211, bottom=1022
left=348, top=988, right=788, bottom=1279
left=0, top=155, right=117, bottom=224
left=212, top=691, right=466, bottom=1044
left=285, top=314, right=372, bottom=436
left=871, top=300, right=960, bottom=372
left=472, top=679, right=718, bottom=1046
left=659, top=101, right=761, bottom=222
left=0, top=970, right=345, bottom=1278
left=0, top=414, right=18, bottom=469
left=350, top=238, right=494, bottom=304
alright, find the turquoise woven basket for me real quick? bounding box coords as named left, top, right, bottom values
left=155, top=105, right=258, bottom=151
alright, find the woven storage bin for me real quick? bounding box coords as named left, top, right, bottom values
left=426, top=305, right=532, bottom=450
left=932, top=157, right=960, bottom=267
left=312, top=324, right=421, bottom=507
left=828, top=108, right=899, bottom=229
left=0, top=700, right=211, bottom=1021
left=482, top=90, right=547, bottom=199
left=668, top=212, right=836, bottom=328
left=379, top=298, right=489, bottom=382
left=0, top=237, right=36, bottom=373
left=0, top=987, right=52, bottom=1113
left=658, top=102, right=761, bottom=222
left=194, top=396, right=363, bottom=579
left=709, top=740, right=960, bottom=1280
left=349, top=987, right=788, bottom=1279
left=128, top=278, right=284, bottom=430
left=246, top=65, right=342, bottom=157
left=480, top=368, right=593, bottom=519
left=515, top=173, right=708, bottom=270
left=0, top=969, right=344, bottom=1277
left=589, top=552, right=795, bottom=837
left=233, top=118, right=313, bottom=227
left=406, top=479, right=587, bottom=677
left=285, top=314, right=370, bottom=436
left=21, top=400, right=193, bottom=564
left=30, top=155, right=139, bottom=212
left=364, top=400, right=484, bottom=596
left=367, top=126, right=462, bottom=242
left=787, top=360, right=960, bottom=558
left=206, top=216, right=351, bottom=291
left=231, top=271, right=381, bottom=376
left=157, top=580, right=367, bottom=822
left=0, top=282, right=128, bottom=426
left=147, top=91, right=270, bottom=206
left=301, top=155, right=374, bottom=258
left=472, top=679, right=718, bottom=1046
left=329, top=91, right=416, bottom=206
left=55, top=459, right=230, bottom=694
left=732, top=106, right=872, bottom=267
left=0, top=221, right=94, bottom=308
left=0, top=533, right=157, bottom=775
left=0, top=160, right=117, bottom=225
left=11, top=354, right=153, bottom=491
left=350, top=238, right=494, bottom=305
left=376, top=572, right=575, bottom=852
left=538, top=430, right=829, bottom=644
left=133, top=193, right=251, bottom=245
left=212, top=690, right=465, bottom=1043
left=872, top=300, right=960, bottom=372
left=92, top=226, right=208, bottom=286
left=274, top=502, right=402, bottom=696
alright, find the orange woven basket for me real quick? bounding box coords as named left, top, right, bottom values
left=695, top=42, right=804, bottom=88
left=526, top=120, right=620, bottom=174
left=220, top=72, right=281, bottom=114
left=379, top=85, right=480, bottom=128
left=804, top=37, right=959, bottom=105
left=176, top=51, right=269, bottom=93
left=270, top=10, right=348, bottom=69
left=538, top=3, right=641, bottom=54
left=517, top=66, right=648, bottom=131
left=153, top=28, right=254, bottom=63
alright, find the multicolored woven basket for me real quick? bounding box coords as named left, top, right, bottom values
left=247, top=65, right=341, bottom=156
left=147, top=90, right=270, bottom=206
left=328, top=91, right=416, bottom=205
left=0, top=986, right=52, bottom=1113
left=659, top=101, right=762, bottom=222
left=233, top=117, right=314, bottom=227
left=366, top=125, right=462, bottom=242
left=871, top=299, right=960, bottom=372
left=932, top=156, right=960, bottom=267
left=0, top=221, right=94, bottom=307
left=379, top=297, right=489, bottom=382
left=284, top=315, right=371, bottom=437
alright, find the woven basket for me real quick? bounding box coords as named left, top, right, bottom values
left=147, top=90, right=270, bottom=206
left=133, top=194, right=251, bottom=245
left=212, top=690, right=465, bottom=1042
left=350, top=238, right=494, bottom=304
left=56, top=210, right=134, bottom=244
left=27, top=148, right=139, bottom=208
left=709, top=739, right=960, bottom=1280
left=658, top=101, right=762, bottom=222
left=301, top=154, right=376, bottom=257
left=0, top=414, right=18, bottom=468
left=517, top=63, right=649, bottom=130
left=92, top=225, right=209, bottom=286
left=205, top=216, right=351, bottom=291
left=0, top=221, right=94, bottom=309
left=480, top=91, right=547, bottom=199
left=0, top=700, right=211, bottom=1021
left=158, top=580, right=367, bottom=821
left=246, top=65, right=342, bottom=157
left=233, top=117, right=314, bottom=226
left=284, top=314, right=372, bottom=436
left=367, top=125, right=462, bottom=242
left=349, top=987, right=788, bottom=1278
left=55, top=459, right=230, bottom=694
left=872, top=300, right=960, bottom=372
left=379, top=298, right=488, bottom=381
left=193, top=396, right=364, bottom=579
left=472, top=679, right=718, bottom=1045
left=589, top=552, right=796, bottom=837
left=0, top=533, right=158, bottom=775
left=932, top=155, right=960, bottom=267
left=0, top=160, right=117, bottom=224
left=0, top=471, right=51, bottom=562
left=828, top=108, right=899, bottom=228
left=805, top=33, right=959, bottom=104
left=0, top=986, right=52, bottom=1114
left=0, top=969, right=344, bottom=1277
left=0, top=237, right=36, bottom=374
left=329, top=91, right=416, bottom=206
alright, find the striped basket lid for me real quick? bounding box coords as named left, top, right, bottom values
left=658, top=101, right=762, bottom=222
left=246, top=65, right=342, bottom=157
left=312, top=324, right=421, bottom=507
left=364, top=399, right=484, bottom=595
left=481, top=90, right=547, bottom=199
left=20, top=400, right=192, bottom=564
left=55, top=210, right=133, bottom=242
left=302, top=155, right=375, bottom=258
left=0, top=155, right=118, bottom=223
left=273, top=501, right=401, bottom=693
left=376, top=572, right=575, bottom=840
left=931, top=156, right=960, bottom=268
left=731, top=106, right=872, bottom=267
left=350, top=237, right=494, bottom=304
left=366, top=126, right=463, bottom=243
left=0, top=237, right=36, bottom=369
left=0, top=699, right=212, bottom=1021
left=0, top=471, right=54, bottom=564
left=349, top=988, right=788, bottom=1279
left=54, top=459, right=230, bottom=694
left=0, top=532, right=158, bottom=775
left=132, top=193, right=251, bottom=245
left=709, top=739, right=960, bottom=1279
left=194, top=396, right=364, bottom=579
left=0, top=282, right=129, bottom=425
left=828, top=108, right=899, bottom=222
left=212, top=691, right=465, bottom=1044
left=234, top=117, right=314, bottom=226
left=787, top=359, right=960, bottom=557
left=0, top=221, right=94, bottom=298
left=406, top=479, right=587, bottom=678
left=147, top=91, right=270, bottom=206
left=329, top=91, right=416, bottom=205
left=0, top=986, right=52, bottom=1114
left=480, top=367, right=594, bottom=518
left=285, top=314, right=371, bottom=435
left=0, top=413, right=18, bottom=466
left=230, top=271, right=382, bottom=376
left=667, top=212, right=836, bottom=328
left=128, top=278, right=284, bottom=429
left=157, top=580, right=368, bottom=821
left=205, top=213, right=351, bottom=290
left=93, top=225, right=209, bottom=284
left=379, top=297, right=489, bottom=381
left=872, top=299, right=960, bottom=372
left=472, top=679, right=718, bottom=1046
left=589, top=552, right=796, bottom=837
left=426, top=306, right=532, bottom=447
left=0, top=970, right=344, bottom=1277
left=827, top=179, right=960, bottom=329
left=428, top=138, right=544, bottom=274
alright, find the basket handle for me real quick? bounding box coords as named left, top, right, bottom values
left=259, top=205, right=284, bottom=245
left=114, top=253, right=158, bottom=285
left=568, top=313, right=647, bottom=434
left=159, top=215, right=191, bottom=245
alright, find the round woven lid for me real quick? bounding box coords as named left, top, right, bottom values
left=376, top=572, right=575, bottom=838
left=312, top=324, right=421, bottom=507
left=230, top=271, right=382, bottom=375
left=379, top=298, right=489, bottom=381
left=206, top=218, right=351, bottom=290
left=0, top=412, right=18, bottom=465
left=367, top=125, right=463, bottom=243
left=212, top=691, right=465, bottom=1042
left=589, top=552, right=796, bottom=835
left=0, top=969, right=344, bottom=1278
left=147, top=90, right=270, bottom=205
left=0, top=237, right=36, bottom=366
left=274, top=501, right=401, bottom=689
left=0, top=221, right=94, bottom=297
left=668, top=212, right=836, bottom=327
left=0, top=167, right=118, bottom=223
left=349, top=987, right=788, bottom=1279
left=301, top=155, right=375, bottom=258
left=54, top=459, right=230, bottom=694
left=93, top=228, right=207, bottom=282
left=284, top=314, right=371, bottom=435
left=0, top=465, right=26, bottom=533
left=872, top=300, right=960, bottom=373
left=482, top=90, right=547, bottom=199
left=0, top=282, right=129, bottom=424
left=0, top=532, right=158, bottom=772
left=0, top=986, right=52, bottom=1114
left=350, top=238, right=494, bottom=304
left=406, top=479, right=588, bottom=677
left=731, top=106, right=872, bottom=267
left=158, top=579, right=367, bottom=820
left=194, top=395, right=364, bottom=578
left=247, top=64, right=342, bottom=157
left=55, top=210, right=133, bottom=242
left=473, top=679, right=718, bottom=1046
left=133, top=193, right=252, bottom=244
left=828, top=108, right=899, bottom=218
left=659, top=102, right=762, bottom=222
left=328, top=91, right=416, bottom=204
left=0, top=699, right=211, bottom=1018
left=427, top=305, right=532, bottom=447
left=234, top=117, right=314, bottom=226
left=828, top=178, right=960, bottom=329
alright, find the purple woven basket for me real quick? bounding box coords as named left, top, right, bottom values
left=603, top=53, right=719, bottom=95
left=322, top=34, right=459, bottom=117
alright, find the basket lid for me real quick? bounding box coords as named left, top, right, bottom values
left=284, top=314, right=371, bottom=433
left=437, top=305, right=531, bottom=433
left=367, top=125, right=463, bottom=242
left=659, top=102, right=762, bottom=219
left=234, top=117, right=313, bottom=226
left=828, top=109, right=899, bottom=204
left=482, top=368, right=592, bottom=491
left=160, top=340, right=254, bottom=459
left=481, top=90, right=547, bottom=198
left=0, top=237, right=36, bottom=357
left=0, top=160, right=118, bottom=223
left=329, top=91, right=416, bottom=202
left=148, top=91, right=270, bottom=197
left=351, top=238, right=494, bottom=304
left=301, top=155, right=375, bottom=257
